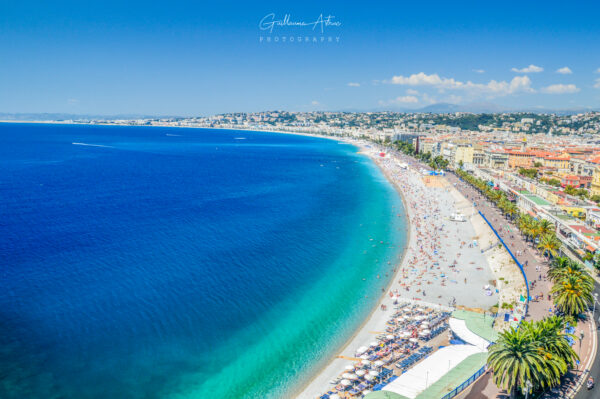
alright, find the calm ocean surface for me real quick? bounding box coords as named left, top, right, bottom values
left=0, top=123, right=406, bottom=398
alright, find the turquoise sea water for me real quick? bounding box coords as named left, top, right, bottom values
left=0, top=123, right=406, bottom=398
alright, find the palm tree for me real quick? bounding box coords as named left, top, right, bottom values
left=529, top=221, right=543, bottom=242
left=551, top=272, right=594, bottom=317
left=521, top=316, right=578, bottom=386
left=537, top=234, right=561, bottom=259
left=498, top=198, right=511, bottom=218
left=488, top=327, right=547, bottom=398
left=538, top=219, right=554, bottom=236
left=518, top=215, right=535, bottom=242
left=505, top=203, right=518, bottom=221
left=547, top=257, right=585, bottom=282
left=490, top=190, right=502, bottom=204
left=489, top=317, right=580, bottom=397
left=534, top=316, right=578, bottom=370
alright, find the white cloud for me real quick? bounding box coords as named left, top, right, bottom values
left=511, top=64, right=544, bottom=73
left=556, top=66, right=572, bottom=74
left=311, top=100, right=320, bottom=105
left=67, top=98, right=79, bottom=105
left=386, top=72, right=534, bottom=97
left=347, top=82, right=360, bottom=87
left=595, top=68, right=600, bottom=74
left=393, top=95, right=419, bottom=104
left=379, top=96, right=420, bottom=106
left=473, top=69, right=485, bottom=74
left=594, top=78, right=600, bottom=89
left=406, top=89, right=419, bottom=95
left=540, top=84, right=580, bottom=94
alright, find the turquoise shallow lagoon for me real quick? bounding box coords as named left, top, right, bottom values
left=0, top=124, right=406, bottom=398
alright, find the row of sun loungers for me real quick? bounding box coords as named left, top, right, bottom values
left=318, top=304, right=451, bottom=398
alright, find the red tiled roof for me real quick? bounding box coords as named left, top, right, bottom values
left=569, top=225, right=595, bottom=234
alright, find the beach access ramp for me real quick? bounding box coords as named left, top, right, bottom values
left=448, top=317, right=491, bottom=350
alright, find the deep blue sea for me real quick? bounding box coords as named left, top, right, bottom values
left=0, top=123, right=406, bottom=399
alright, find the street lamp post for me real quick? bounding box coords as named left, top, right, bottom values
left=579, top=330, right=585, bottom=360
left=593, top=293, right=598, bottom=316
left=524, top=379, right=533, bottom=399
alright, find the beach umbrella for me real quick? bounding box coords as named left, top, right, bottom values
left=386, top=334, right=395, bottom=340
left=403, top=331, right=412, bottom=337
left=361, top=359, right=371, bottom=366
left=369, top=370, right=379, bottom=377
left=374, top=360, right=385, bottom=367
left=421, top=329, right=431, bottom=335
left=356, top=346, right=368, bottom=355
left=348, top=373, right=358, bottom=380
left=362, top=390, right=372, bottom=395
left=330, top=395, right=340, bottom=399
left=364, top=374, right=375, bottom=381
left=344, top=365, right=355, bottom=371
left=355, top=369, right=366, bottom=376
left=342, top=373, right=354, bottom=379
left=369, top=341, right=379, bottom=347
left=409, top=338, right=418, bottom=343
left=341, top=379, right=352, bottom=386
left=360, top=354, right=369, bottom=360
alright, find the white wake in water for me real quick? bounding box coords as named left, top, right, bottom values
left=72, top=142, right=114, bottom=148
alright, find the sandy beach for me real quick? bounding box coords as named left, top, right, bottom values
left=296, top=140, right=503, bottom=399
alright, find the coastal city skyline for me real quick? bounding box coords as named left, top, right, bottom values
left=4, top=2, right=600, bottom=399
left=3, top=1, right=600, bottom=115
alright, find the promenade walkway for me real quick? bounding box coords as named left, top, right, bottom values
left=444, top=171, right=596, bottom=399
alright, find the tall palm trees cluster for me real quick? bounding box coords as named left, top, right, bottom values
left=488, top=316, right=578, bottom=398
left=395, top=141, right=449, bottom=170
left=548, top=257, right=594, bottom=318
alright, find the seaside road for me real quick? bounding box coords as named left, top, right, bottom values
left=574, top=282, right=600, bottom=399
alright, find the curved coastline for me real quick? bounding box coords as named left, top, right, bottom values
left=198, top=127, right=413, bottom=398
left=1, top=122, right=502, bottom=399
left=184, top=126, right=412, bottom=398
left=0, top=121, right=409, bottom=399
left=290, top=139, right=413, bottom=399
left=233, top=129, right=499, bottom=398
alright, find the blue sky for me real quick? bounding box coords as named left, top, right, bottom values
left=2, top=1, right=600, bottom=115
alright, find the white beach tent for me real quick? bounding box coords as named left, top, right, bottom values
left=381, top=344, right=484, bottom=399
left=356, top=346, right=368, bottom=355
